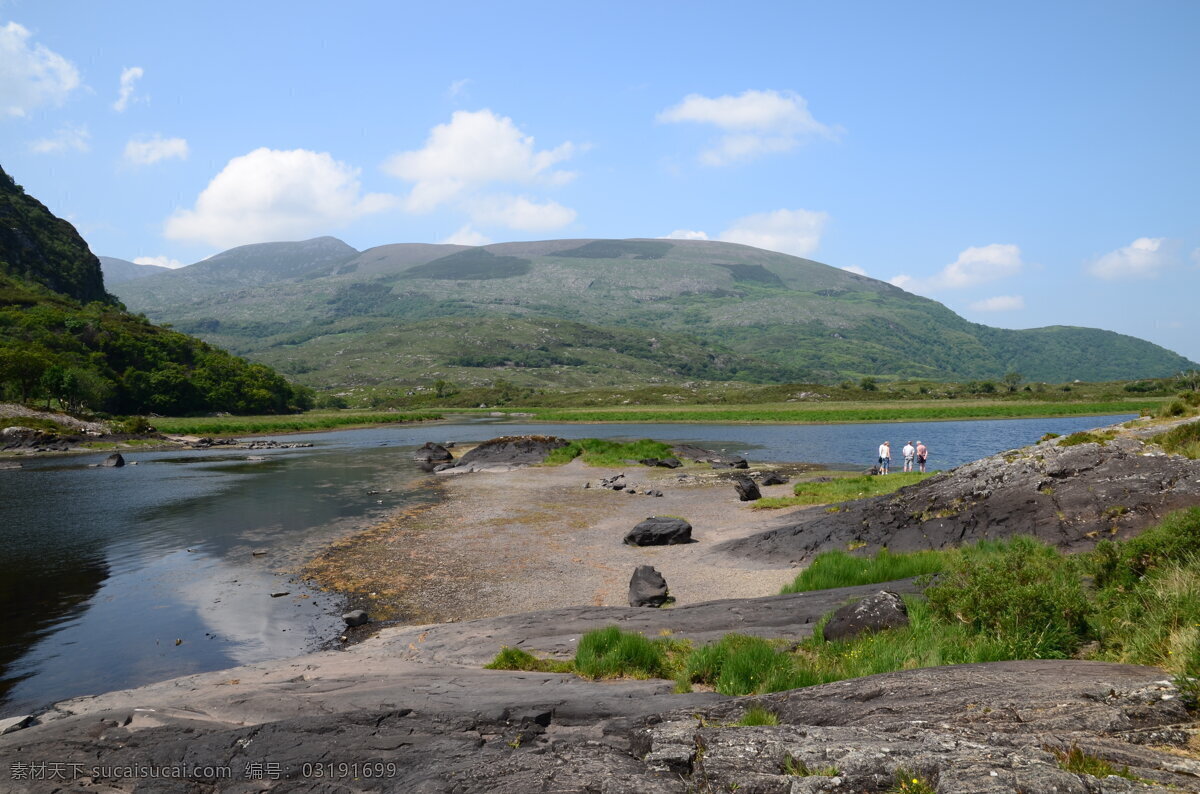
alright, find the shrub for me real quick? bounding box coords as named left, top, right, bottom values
left=1092, top=556, right=1200, bottom=671
left=925, top=537, right=1091, bottom=658
left=1090, top=507, right=1200, bottom=589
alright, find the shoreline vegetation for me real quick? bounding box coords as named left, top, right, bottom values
left=138, top=397, right=1163, bottom=438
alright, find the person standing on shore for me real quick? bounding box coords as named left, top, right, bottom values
left=878, top=441, right=891, bottom=474
left=916, top=440, right=928, bottom=473
left=902, top=440, right=916, bottom=472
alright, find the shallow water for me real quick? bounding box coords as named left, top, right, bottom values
left=0, top=412, right=1133, bottom=716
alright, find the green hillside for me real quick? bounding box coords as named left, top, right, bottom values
left=0, top=166, right=311, bottom=415
left=110, top=236, right=1199, bottom=391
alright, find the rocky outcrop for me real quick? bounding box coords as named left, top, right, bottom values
left=2, top=582, right=1195, bottom=793
left=441, top=435, right=569, bottom=473
left=629, top=565, right=672, bottom=607
left=821, top=589, right=909, bottom=642
left=672, top=444, right=748, bottom=469
left=624, top=516, right=693, bottom=546
left=414, top=442, right=454, bottom=463
left=720, top=419, right=1200, bottom=565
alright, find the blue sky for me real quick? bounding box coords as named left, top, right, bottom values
left=3, top=0, right=1198, bottom=363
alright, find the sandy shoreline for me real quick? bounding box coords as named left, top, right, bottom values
left=306, top=458, right=817, bottom=626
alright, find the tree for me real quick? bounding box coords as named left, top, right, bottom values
left=1179, top=370, right=1200, bottom=392
left=859, top=376, right=878, bottom=391
left=1003, top=371, right=1023, bottom=392
left=0, top=347, right=51, bottom=403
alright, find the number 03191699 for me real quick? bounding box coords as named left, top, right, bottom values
left=301, top=761, right=398, bottom=779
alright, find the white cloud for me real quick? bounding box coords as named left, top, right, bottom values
left=892, top=243, right=1024, bottom=293
left=0, top=21, right=80, bottom=117
left=123, top=134, right=188, bottom=165
left=969, top=295, right=1025, bottom=312
left=113, top=66, right=143, bottom=112
left=657, top=89, right=838, bottom=165
left=165, top=148, right=396, bottom=248
left=440, top=224, right=490, bottom=246
left=467, top=195, right=575, bottom=231
left=717, top=208, right=829, bottom=257
left=1088, top=237, right=1173, bottom=279
left=447, top=78, right=470, bottom=98
left=842, top=265, right=867, bottom=276
left=662, top=229, right=710, bottom=240
left=29, top=122, right=89, bottom=153
left=382, top=109, right=577, bottom=212
left=133, top=255, right=184, bottom=269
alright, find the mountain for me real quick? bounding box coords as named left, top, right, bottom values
left=0, top=166, right=311, bottom=415
left=0, top=167, right=110, bottom=304
left=98, top=256, right=172, bottom=285
left=109, top=236, right=1199, bottom=390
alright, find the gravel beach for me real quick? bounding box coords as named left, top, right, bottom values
left=305, top=458, right=809, bottom=625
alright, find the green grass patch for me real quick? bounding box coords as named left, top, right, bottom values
left=484, top=646, right=573, bottom=673
left=573, top=625, right=684, bottom=680
left=542, top=437, right=675, bottom=467
left=890, top=771, right=937, bottom=794
left=781, top=548, right=946, bottom=594
left=1057, top=429, right=1117, bottom=447
left=754, top=472, right=933, bottom=510
left=152, top=411, right=442, bottom=435
left=736, top=706, right=780, bottom=726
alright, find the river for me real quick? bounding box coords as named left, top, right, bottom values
left=0, top=412, right=1133, bottom=717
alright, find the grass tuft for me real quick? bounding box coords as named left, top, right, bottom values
left=484, top=646, right=573, bottom=673
left=782, top=754, right=839, bottom=776
left=736, top=706, right=780, bottom=726
left=1049, top=745, right=1137, bottom=780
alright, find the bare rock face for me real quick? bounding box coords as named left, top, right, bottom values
left=625, top=516, right=693, bottom=546
left=441, top=435, right=569, bottom=473
left=733, top=475, right=762, bottom=502
left=821, top=590, right=909, bottom=642
left=629, top=565, right=671, bottom=607
left=101, top=452, right=125, bottom=467
left=720, top=420, right=1200, bottom=565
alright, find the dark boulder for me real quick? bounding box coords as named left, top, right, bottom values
left=101, top=453, right=125, bottom=468
left=656, top=457, right=682, bottom=469
left=710, top=457, right=749, bottom=470
left=442, top=435, right=570, bottom=472
left=624, top=517, right=693, bottom=546
left=638, top=458, right=661, bottom=467
left=732, top=476, right=761, bottom=502
left=760, top=472, right=789, bottom=486
left=414, top=442, right=454, bottom=463
left=821, top=590, right=909, bottom=642
left=629, top=565, right=672, bottom=607
left=342, top=610, right=370, bottom=627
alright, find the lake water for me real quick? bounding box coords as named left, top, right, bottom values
left=0, top=412, right=1132, bottom=717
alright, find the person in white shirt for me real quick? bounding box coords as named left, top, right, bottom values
left=877, top=441, right=891, bottom=474
left=902, top=441, right=916, bottom=472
